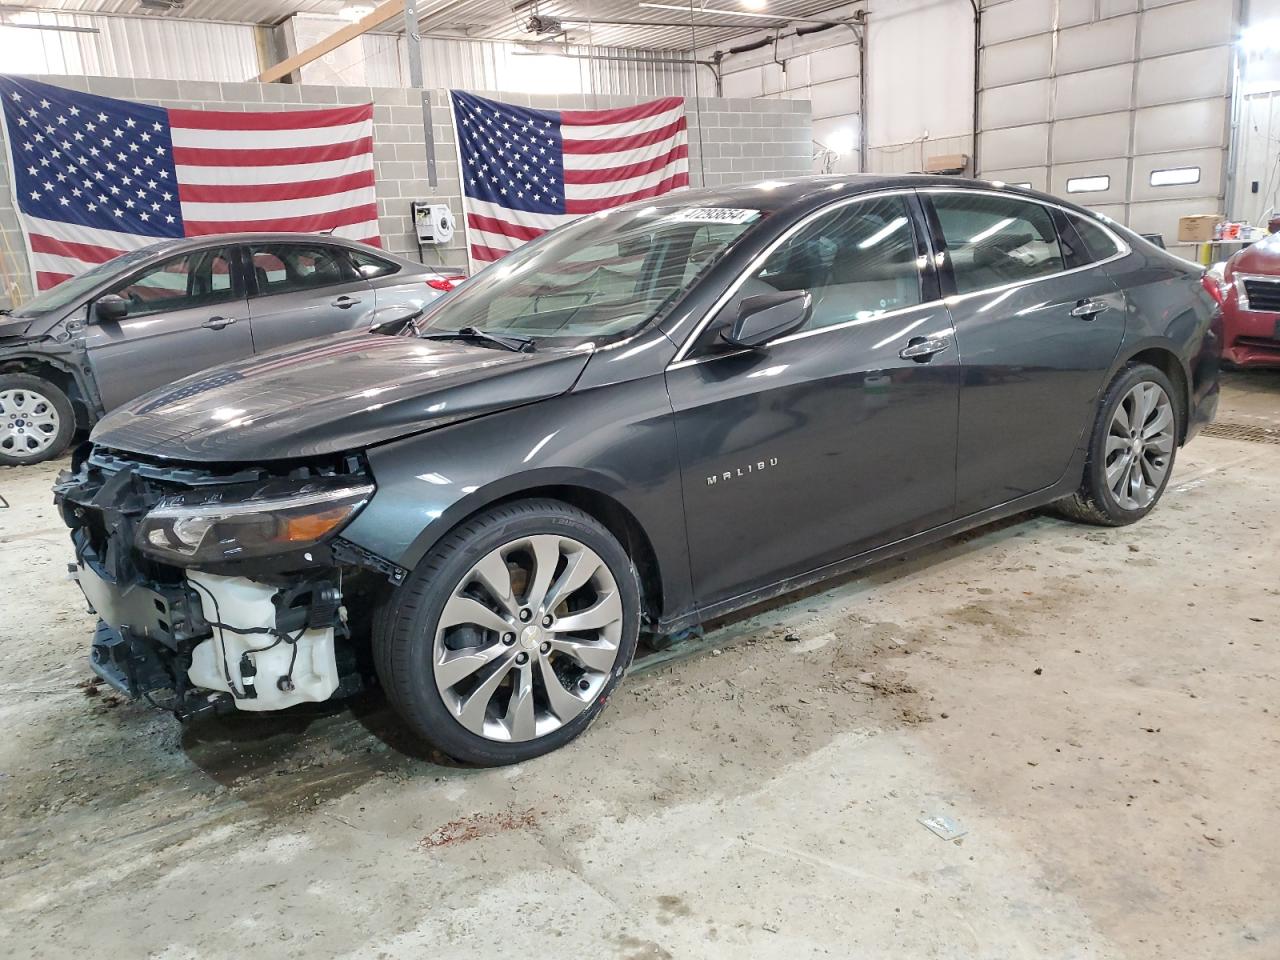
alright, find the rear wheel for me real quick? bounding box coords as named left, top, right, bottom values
left=1056, top=362, right=1179, bottom=526
left=374, top=499, right=641, bottom=765
left=0, top=373, right=74, bottom=466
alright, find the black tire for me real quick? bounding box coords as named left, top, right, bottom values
left=0, top=373, right=75, bottom=466
left=373, top=498, right=642, bottom=765
left=1055, top=362, right=1180, bottom=526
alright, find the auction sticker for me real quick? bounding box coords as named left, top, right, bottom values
left=667, top=207, right=761, bottom=224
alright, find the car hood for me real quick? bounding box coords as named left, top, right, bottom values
left=90, top=332, right=592, bottom=462
left=1227, top=231, right=1280, bottom=277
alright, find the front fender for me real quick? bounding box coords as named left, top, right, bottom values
left=338, top=373, right=694, bottom=624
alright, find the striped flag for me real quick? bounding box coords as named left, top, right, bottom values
left=451, top=91, right=689, bottom=265
left=0, top=75, right=378, bottom=292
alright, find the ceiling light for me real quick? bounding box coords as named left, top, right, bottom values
left=338, top=3, right=373, bottom=19
left=741, top=0, right=767, bottom=8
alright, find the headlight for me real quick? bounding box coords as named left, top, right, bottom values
left=137, top=478, right=374, bottom=565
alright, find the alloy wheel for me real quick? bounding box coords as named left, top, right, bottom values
left=432, top=534, right=624, bottom=743
left=1105, top=381, right=1174, bottom=511
left=0, top=388, right=61, bottom=460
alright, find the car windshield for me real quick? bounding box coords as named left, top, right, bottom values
left=10, top=249, right=157, bottom=318
left=415, top=205, right=765, bottom=347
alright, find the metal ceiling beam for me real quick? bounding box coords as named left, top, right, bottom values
left=0, top=19, right=98, bottom=32
left=556, top=16, right=773, bottom=27
left=637, top=2, right=851, bottom=26
left=256, top=0, right=404, bottom=83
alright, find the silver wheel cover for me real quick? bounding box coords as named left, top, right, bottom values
left=0, top=387, right=61, bottom=459
left=1106, top=380, right=1174, bottom=511
left=433, top=534, right=624, bottom=743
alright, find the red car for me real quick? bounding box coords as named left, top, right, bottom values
left=1213, top=233, right=1280, bottom=368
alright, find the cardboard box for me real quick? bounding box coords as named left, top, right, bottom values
left=1177, top=214, right=1221, bottom=243
left=924, top=153, right=969, bottom=174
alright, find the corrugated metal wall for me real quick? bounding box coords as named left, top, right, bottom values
left=978, top=0, right=1238, bottom=247
left=0, top=11, right=693, bottom=99
left=0, top=12, right=261, bottom=81
left=416, top=38, right=694, bottom=97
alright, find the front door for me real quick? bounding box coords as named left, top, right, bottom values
left=84, top=244, right=252, bottom=410
left=667, top=192, right=960, bottom=608
left=923, top=190, right=1127, bottom=516
left=244, top=242, right=373, bottom=353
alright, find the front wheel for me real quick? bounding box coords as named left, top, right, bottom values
left=1056, top=362, right=1180, bottom=526
left=0, top=373, right=75, bottom=466
left=373, top=499, right=641, bottom=765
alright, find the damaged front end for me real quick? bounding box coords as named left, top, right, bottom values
left=55, top=445, right=398, bottom=720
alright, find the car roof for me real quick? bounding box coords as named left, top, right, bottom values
left=121, top=233, right=428, bottom=272
left=140, top=232, right=390, bottom=253
left=638, top=173, right=1103, bottom=222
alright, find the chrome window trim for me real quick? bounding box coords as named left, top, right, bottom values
left=667, top=185, right=1132, bottom=371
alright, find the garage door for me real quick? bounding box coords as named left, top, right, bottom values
left=977, top=0, right=1235, bottom=250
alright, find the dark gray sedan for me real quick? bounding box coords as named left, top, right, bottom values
left=55, top=176, right=1220, bottom=765
left=0, top=233, right=463, bottom=464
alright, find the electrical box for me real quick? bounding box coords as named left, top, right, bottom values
left=411, top=201, right=455, bottom=245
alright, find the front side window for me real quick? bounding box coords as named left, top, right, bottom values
left=249, top=244, right=358, bottom=296
left=108, top=247, right=237, bottom=317
left=689, top=194, right=924, bottom=355
left=933, top=193, right=1065, bottom=295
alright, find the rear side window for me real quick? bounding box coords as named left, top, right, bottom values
left=350, top=249, right=400, bottom=279
left=248, top=244, right=358, bottom=296
left=1068, top=214, right=1123, bottom=263
left=108, top=247, right=237, bottom=318
left=932, top=193, right=1065, bottom=295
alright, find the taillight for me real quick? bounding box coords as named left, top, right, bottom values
left=1201, top=263, right=1230, bottom=306
left=1200, top=274, right=1226, bottom=305
left=427, top=275, right=466, bottom=292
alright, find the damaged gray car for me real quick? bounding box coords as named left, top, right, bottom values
left=0, top=234, right=461, bottom=465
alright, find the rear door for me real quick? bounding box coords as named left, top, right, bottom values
left=83, top=244, right=252, bottom=409
left=667, top=191, right=960, bottom=608
left=244, top=241, right=374, bottom=352
left=923, top=189, right=1127, bottom=516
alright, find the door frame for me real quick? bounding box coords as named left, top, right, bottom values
left=667, top=187, right=944, bottom=369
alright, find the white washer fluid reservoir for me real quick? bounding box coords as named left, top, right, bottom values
left=186, top=572, right=339, bottom=711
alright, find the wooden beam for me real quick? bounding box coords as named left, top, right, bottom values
left=257, top=0, right=405, bottom=84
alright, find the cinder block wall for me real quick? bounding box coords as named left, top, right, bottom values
left=0, top=76, right=812, bottom=307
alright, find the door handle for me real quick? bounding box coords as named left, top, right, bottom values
left=201, top=316, right=236, bottom=330
left=331, top=295, right=361, bottom=309
left=899, top=336, right=950, bottom=362
left=1070, top=299, right=1110, bottom=319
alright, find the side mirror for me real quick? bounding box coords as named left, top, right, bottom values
left=369, top=304, right=423, bottom=335
left=721, top=291, right=811, bottom=349
left=93, top=294, right=128, bottom=323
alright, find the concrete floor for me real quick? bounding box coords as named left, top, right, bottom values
left=1, top=373, right=1277, bottom=959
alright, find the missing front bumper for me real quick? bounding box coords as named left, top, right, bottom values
left=72, top=553, right=350, bottom=718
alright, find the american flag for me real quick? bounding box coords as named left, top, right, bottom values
left=450, top=91, right=689, bottom=265
left=0, top=75, right=379, bottom=292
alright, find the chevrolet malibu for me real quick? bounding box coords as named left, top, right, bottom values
left=54, top=176, right=1220, bottom=765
